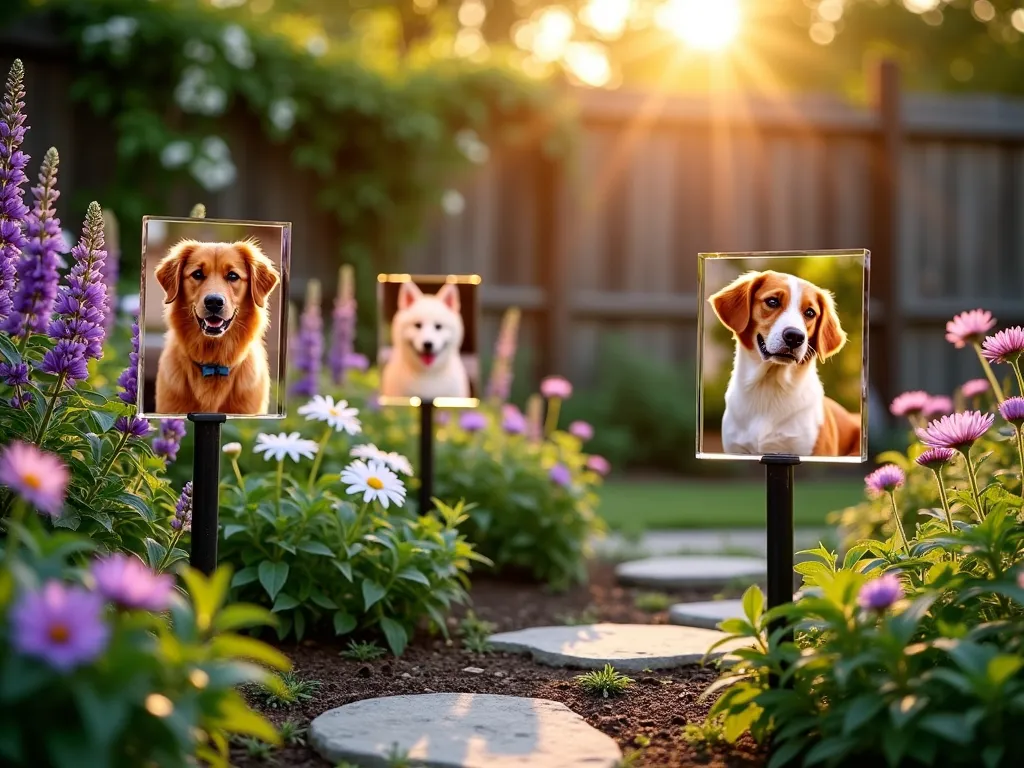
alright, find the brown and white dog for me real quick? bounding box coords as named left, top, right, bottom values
left=708, top=269, right=860, bottom=457
left=154, top=239, right=280, bottom=415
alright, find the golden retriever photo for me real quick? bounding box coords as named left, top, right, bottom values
left=698, top=251, right=868, bottom=463
left=138, top=218, right=290, bottom=417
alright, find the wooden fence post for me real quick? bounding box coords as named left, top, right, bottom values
left=871, top=59, right=903, bottom=407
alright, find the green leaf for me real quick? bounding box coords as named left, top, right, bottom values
left=0, top=333, right=21, bottom=365
left=118, top=492, right=155, bottom=521
left=210, top=634, right=291, bottom=672
left=987, top=655, right=1022, bottom=687
left=380, top=617, right=409, bottom=655
left=296, top=541, right=335, bottom=556
left=223, top=523, right=248, bottom=540
left=842, top=695, right=885, bottom=736
left=396, top=567, right=431, bottom=587
left=767, top=738, right=804, bottom=768
left=717, top=618, right=756, bottom=636
left=919, top=714, right=974, bottom=745
left=272, top=592, right=300, bottom=612
left=90, top=408, right=118, bottom=435
left=231, top=566, right=259, bottom=588
left=143, top=538, right=168, bottom=571
left=294, top=609, right=307, bottom=641
left=334, top=560, right=353, bottom=581
left=214, top=604, right=277, bottom=633
left=180, top=566, right=232, bottom=632
left=216, top=693, right=281, bottom=745
left=803, top=737, right=856, bottom=767
left=310, top=590, right=338, bottom=609
left=0, top=655, right=52, bottom=703
left=741, top=586, right=764, bottom=626
left=333, top=610, right=357, bottom=636
left=362, top=580, right=387, bottom=611
left=258, top=560, right=289, bottom=602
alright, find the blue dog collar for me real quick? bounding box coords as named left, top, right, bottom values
left=195, top=362, right=230, bottom=377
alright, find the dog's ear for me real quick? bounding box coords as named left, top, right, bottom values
left=156, top=240, right=198, bottom=304
left=436, top=283, right=461, bottom=313
left=812, top=288, right=847, bottom=362
left=709, top=272, right=761, bottom=347
left=398, top=281, right=423, bottom=311
left=236, top=240, right=280, bottom=309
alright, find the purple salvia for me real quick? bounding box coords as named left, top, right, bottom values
left=100, top=209, right=119, bottom=333
left=40, top=202, right=108, bottom=386
left=171, top=482, right=192, bottom=532
left=486, top=307, right=521, bottom=403
left=114, top=319, right=150, bottom=438
left=328, top=265, right=356, bottom=386
left=5, top=147, right=62, bottom=338
left=152, top=418, right=186, bottom=464
left=290, top=279, right=323, bottom=397
left=0, top=59, right=30, bottom=324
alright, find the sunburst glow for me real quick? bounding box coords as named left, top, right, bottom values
left=656, top=0, right=742, bottom=52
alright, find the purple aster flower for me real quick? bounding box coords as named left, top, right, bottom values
left=0, top=361, right=29, bottom=386
left=0, top=440, right=69, bottom=516
left=328, top=265, right=356, bottom=386
left=586, top=455, right=611, bottom=476
left=100, top=209, right=119, bottom=334
left=40, top=202, right=108, bottom=386
left=915, top=447, right=956, bottom=470
left=0, top=60, right=30, bottom=326
left=916, top=410, right=995, bottom=453
left=91, top=553, right=174, bottom=612
left=999, top=397, right=1024, bottom=427
left=923, top=396, right=954, bottom=419
left=345, top=351, right=369, bottom=372
left=856, top=573, right=903, bottom=612
left=501, top=404, right=527, bottom=435
left=549, top=463, right=572, bottom=487
left=865, top=464, right=905, bottom=497
left=171, top=482, right=192, bottom=532
left=889, top=390, right=931, bottom=418
left=960, top=379, right=990, bottom=399
left=10, top=580, right=109, bottom=671
left=946, top=309, right=996, bottom=349
left=152, top=418, right=186, bottom=464
left=486, top=307, right=520, bottom=402
left=568, top=420, right=594, bottom=440
left=291, top=282, right=324, bottom=397
left=540, top=376, right=573, bottom=400
left=9, top=391, right=32, bottom=409
left=115, top=415, right=151, bottom=439
left=117, top=319, right=141, bottom=405
left=4, top=147, right=62, bottom=338
left=459, top=410, right=488, bottom=433
left=980, top=326, right=1024, bottom=364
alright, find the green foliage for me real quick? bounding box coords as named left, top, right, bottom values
left=341, top=639, right=387, bottom=661
left=575, top=663, right=635, bottom=698
left=458, top=610, right=496, bottom=654
left=634, top=591, right=672, bottom=613
left=557, top=605, right=601, bottom=626
left=278, top=720, right=307, bottom=747
left=257, top=671, right=321, bottom=710
left=0, top=543, right=288, bottom=768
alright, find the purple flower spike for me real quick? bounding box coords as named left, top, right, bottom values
left=540, top=376, right=573, bottom=400
left=40, top=202, right=108, bottom=387
left=172, top=482, right=192, bottom=532
left=92, top=553, right=174, bottom=612
left=115, top=415, right=151, bottom=439
left=152, top=419, right=186, bottom=464
left=10, top=580, right=109, bottom=671
left=0, top=60, right=30, bottom=325
left=459, top=410, right=488, bottom=433
left=946, top=309, right=996, bottom=349
left=117, top=320, right=141, bottom=406
left=486, top=308, right=521, bottom=402
left=960, top=378, right=990, bottom=399
left=5, top=147, right=62, bottom=338
left=100, top=209, right=119, bottom=334
left=923, top=396, right=954, bottom=419
left=915, top=447, right=956, bottom=470
left=549, top=463, right=572, bottom=487
left=889, top=390, right=930, bottom=418
left=916, top=410, right=995, bottom=453
left=501, top=404, right=526, bottom=435
left=291, top=283, right=324, bottom=397
left=865, top=464, right=905, bottom=497
left=328, top=266, right=356, bottom=387
left=857, top=573, right=904, bottom=612
left=981, top=326, right=1024, bottom=364
left=0, top=361, right=29, bottom=386
left=999, top=397, right=1024, bottom=427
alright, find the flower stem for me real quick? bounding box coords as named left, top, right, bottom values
left=306, top=426, right=333, bottom=492
left=1012, top=359, right=1024, bottom=398
left=156, top=528, right=184, bottom=573
left=887, top=492, right=910, bottom=554
left=932, top=468, right=954, bottom=534
left=544, top=397, right=561, bottom=437
left=973, top=343, right=1005, bottom=403
left=34, top=372, right=67, bottom=444
left=3, top=500, right=27, bottom=563
left=85, top=431, right=131, bottom=503
left=1015, top=427, right=1024, bottom=495
left=230, top=457, right=244, bottom=489
left=275, top=459, right=284, bottom=517
left=961, top=448, right=986, bottom=523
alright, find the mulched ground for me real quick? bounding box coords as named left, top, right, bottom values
left=232, top=562, right=766, bottom=767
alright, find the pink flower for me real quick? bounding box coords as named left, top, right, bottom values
left=91, top=553, right=175, bottom=612
left=916, top=410, right=995, bottom=453
left=865, top=464, right=905, bottom=497
left=568, top=421, right=594, bottom=441
left=946, top=309, right=996, bottom=348
left=915, top=447, right=956, bottom=470
left=960, top=379, right=990, bottom=399
left=540, top=376, right=572, bottom=399
left=10, top=581, right=109, bottom=671
left=890, top=391, right=930, bottom=418
left=923, top=396, right=954, bottom=418
left=586, top=455, right=611, bottom=476
left=998, top=397, right=1024, bottom=427
left=0, top=440, right=69, bottom=516
left=980, top=326, right=1024, bottom=364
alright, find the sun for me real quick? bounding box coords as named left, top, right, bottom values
left=656, top=0, right=742, bottom=52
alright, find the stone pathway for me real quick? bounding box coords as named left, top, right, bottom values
left=593, top=527, right=834, bottom=560
left=309, top=693, right=622, bottom=767
left=486, top=622, right=747, bottom=671
left=668, top=599, right=745, bottom=630
left=615, top=555, right=765, bottom=589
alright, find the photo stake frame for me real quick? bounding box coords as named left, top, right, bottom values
left=375, top=273, right=481, bottom=514
left=137, top=208, right=292, bottom=574
left=696, top=249, right=870, bottom=650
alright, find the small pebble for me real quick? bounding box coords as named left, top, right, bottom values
left=493, top=671, right=505, bottom=677
left=401, top=673, right=412, bottom=679
left=462, top=666, right=485, bottom=674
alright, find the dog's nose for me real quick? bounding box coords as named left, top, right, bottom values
left=782, top=327, right=805, bottom=349
left=421, top=340, right=434, bottom=353
left=204, top=294, right=225, bottom=313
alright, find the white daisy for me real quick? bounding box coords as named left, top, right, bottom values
left=340, top=459, right=406, bottom=509
left=297, top=395, right=362, bottom=435
left=350, top=443, right=385, bottom=462
left=253, top=432, right=319, bottom=463
left=380, top=451, right=413, bottom=477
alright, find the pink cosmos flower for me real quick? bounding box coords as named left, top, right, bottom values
left=586, top=455, right=611, bottom=476
left=0, top=440, right=69, bottom=516
left=915, top=447, right=956, bottom=470
left=91, top=554, right=175, bottom=612
left=540, top=376, right=573, bottom=399
left=946, top=309, right=996, bottom=348
left=980, top=326, right=1024, bottom=364
left=960, top=379, right=990, bottom=399
left=10, top=581, right=110, bottom=671
left=916, top=410, right=995, bottom=452
left=922, top=396, right=954, bottom=419
left=998, top=397, right=1024, bottom=427
left=889, top=390, right=930, bottom=418
left=568, top=421, right=594, bottom=441
left=865, top=464, right=905, bottom=497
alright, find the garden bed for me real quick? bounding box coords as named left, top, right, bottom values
left=234, top=562, right=765, bottom=767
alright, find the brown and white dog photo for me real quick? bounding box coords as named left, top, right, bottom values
left=708, top=269, right=860, bottom=457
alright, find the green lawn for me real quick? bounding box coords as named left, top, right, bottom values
left=598, top=478, right=866, bottom=531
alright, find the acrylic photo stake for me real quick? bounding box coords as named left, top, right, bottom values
left=418, top=398, right=435, bottom=516
left=188, top=413, right=226, bottom=575
left=761, top=453, right=800, bottom=687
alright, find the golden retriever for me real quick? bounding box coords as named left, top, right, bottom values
left=154, top=239, right=280, bottom=415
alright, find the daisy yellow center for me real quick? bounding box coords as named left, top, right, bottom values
left=48, top=623, right=70, bottom=644
left=22, top=472, right=41, bottom=490
left=329, top=407, right=339, bottom=416
left=367, top=476, right=384, bottom=490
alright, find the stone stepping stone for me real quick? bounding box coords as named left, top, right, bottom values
left=615, top=555, right=765, bottom=589
left=309, top=693, right=622, bottom=768
left=668, top=599, right=744, bottom=630
left=486, top=622, right=748, bottom=671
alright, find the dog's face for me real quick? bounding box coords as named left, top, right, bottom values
left=156, top=239, right=280, bottom=340
left=392, top=282, right=464, bottom=370
left=709, top=269, right=846, bottom=366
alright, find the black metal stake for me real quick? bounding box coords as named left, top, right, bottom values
left=761, top=454, right=800, bottom=690
left=187, top=413, right=226, bottom=575
left=418, top=399, right=435, bottom=515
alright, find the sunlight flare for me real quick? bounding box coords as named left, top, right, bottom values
left=656, top=0, right=741, bottom=52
